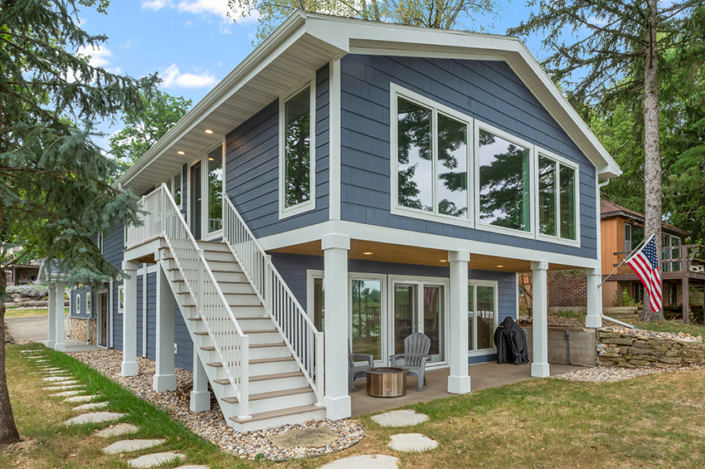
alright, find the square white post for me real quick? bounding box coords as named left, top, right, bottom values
left=153, top=264, right=176, bottom=392
left=586, top=268, right=603, bottom=328
left=531, top=261, right=550, bottom=378
left=190, top=348, right=210, bottom=412
left=55, top=282, right=66, bottom=351
left=448, top=250, right=471, bottom=394
left=322, top=233, right=351, bottom=420
left=47, top=282, right=56, bottom=349
left=122, top=260, right=139, bottom=376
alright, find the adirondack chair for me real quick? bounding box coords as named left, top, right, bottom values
left=390, top=332, right=431, bottom=392
left=348, top=342, right=375, bottom=393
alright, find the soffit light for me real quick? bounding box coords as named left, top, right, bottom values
left=363, top=252, right=373, bottom=255
left=205, top=129, right=214, bottom=134
left=177, top=151, right=185, bottom=155
left=208, top=158, right=214, bottom=161
left=497, top=265, right=504, bottom=268
left=439, top=259, right=447, bottom=263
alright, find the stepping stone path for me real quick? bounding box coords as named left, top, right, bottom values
left=127, top=452, right=185, bottom=468
left=319, top=455, right=399, bottom=469
left=74, top=402, right=109, bottom=411
left=95, top=423, right=139, bottom=438
left=43, top=384, right=83, bottom=391
left=371, top=410, right=429, bottom=427
left=64, top=395, right=95, bottom=403
left=43, top=376, right=72, bottom=382
left=387, top=433, right=438, bottom=452
left=50, top=390, right=85, bottom=397
left=102, top=439, right=165, bottom=455
left=63, top=412, right=126, bottom=427
left=269, top=427, right=339, bottom=449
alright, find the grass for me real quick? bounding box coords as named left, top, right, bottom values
left=4, top=307, right=69, bottom=319
left=634, top=319, right=705, bottom=337
left=4, top=344, right=705, bottom=468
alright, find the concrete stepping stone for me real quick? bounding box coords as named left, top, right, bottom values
left=175, top=466, right=209, bottom=469
left=127, top=452, right=185, bottom=468
left=102, top=439, right=165, bottom=454
left=43, top=384, right=84, bottom=391
left=35, top=370, right=70, bottom=375
left=74, top=402, right=109, bottom=411
left=269, top=427, right=339, bottom=449
left=371, top=410, right=429, bottom=427
left=387, top=433, right=438, bottom=452
left=43, top=376, right=72, bottom=382
left=63, top=412, right=126, bottom=427
left=20, top=350, right=42, bottom=353
left=95, top=423, right=139, bottom=438
left=51, top=390, right=86, bottom=397
left=43, top=381, right=80, bottom=388
left=64, top=395, right=95, bottom=403
left=319, top=455, right=399, bottom=469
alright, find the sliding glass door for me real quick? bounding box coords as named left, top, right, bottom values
left=351, top=277, right=384, bottom=361
left=468, top=281, right=497, bottom=353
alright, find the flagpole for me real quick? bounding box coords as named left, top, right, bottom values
left=598, top=233, right=655, bottom=289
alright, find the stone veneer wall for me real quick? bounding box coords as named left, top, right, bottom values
left=70, top=317, right=88, bottom=343
left=523, top=326, right=597, bottom=366
left=597, top=330, right=705, bottom=367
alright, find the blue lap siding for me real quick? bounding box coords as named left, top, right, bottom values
left=340, top=54, right=598, bottom=259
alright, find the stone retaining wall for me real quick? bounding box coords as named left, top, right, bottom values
left=523, top=326, right=597, bottom=366
left=597, top=330, right=705, bottom=367
left=70, top=317, right=88, bottom=343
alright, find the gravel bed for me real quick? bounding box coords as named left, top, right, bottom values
left=554, top=364, right=704, bottom=383
left=518, top=315, right=585, bottom=328
left=67, top=349, right=364, bottom=460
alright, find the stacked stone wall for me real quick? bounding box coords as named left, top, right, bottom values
left=598, top=329, right=705, bottom=367
left=70, top=317, right=88, bottom=342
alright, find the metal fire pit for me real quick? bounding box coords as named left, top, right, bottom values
left=366, top=367, right=407, bottom=398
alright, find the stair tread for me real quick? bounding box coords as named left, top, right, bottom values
left=207, top=362, right=223, bottom=368
left=230, top=404, right=323, bottom=424
left=222, top=387, right=312, bottom=405
left=250, top=342, right=285, bottom=348
left=229, top=304, right=263, bottom=308
left=187, top=317, right=202, bottom=321
left=250, top=356, right=294, bottom=364
left=250, top=371, right=304, bottom=382
left=213, top=379, right=229, bottom=385
left=201, top=346, right=215, bottom=351
left=194, top=331, right=208, bottom=336
left=242, top=329, right=277, bottom=334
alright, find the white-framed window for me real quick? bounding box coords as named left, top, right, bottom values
left=96, top=231, right=103, bottom=253
left=165, top=168, right=183, bottom=210
left=662, top=233, right=682, bottom=272
left=390, top=84, right=473, bottom=226
left=624, top=223, right=644, bottom=252
left=117, top=285, right=125, bottom=314
left=85, top=291, right=92, bottom=314
left=279, top=78, right=316, bottom=219
left=468, top=280, right=498, bottom=354
left=536, top=149, right=580, bottom=245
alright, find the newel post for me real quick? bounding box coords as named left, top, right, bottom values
left=197, top=249, right=205, bottom=319
left=264, top=255, right=272, bottom=315
left=238, top=335, right=251, bottom=421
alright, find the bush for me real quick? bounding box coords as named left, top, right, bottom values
left=5, top=284, right=48, bottom=299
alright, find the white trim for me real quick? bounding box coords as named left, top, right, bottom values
left=97, top=231, right=104, bottom=254
left=164, top=168, right=184, bottom=211
left=467, top=279, right=499, bottom=357
left=141, top=265, right=148, bottom=358
left=306, top=269, right=325, bottom=320
left=515, top=273, right=520, bottom=320
left=109, top=279, right=114, bottom=348
left=279, top=77, right=317, bottom=220
left=474, top=120, right=535, bottom=240
left=329, top=58, right=342, bottom=220
left=390, top=84, right=474, bottom=227
left=117, top=284, right=125, bottom=315
left=204, top=140, right=225, bottom=241
left=96, top=289, right=108, bottom=349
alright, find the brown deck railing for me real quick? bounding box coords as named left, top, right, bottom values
left=613, top=244, right=705, bottom=275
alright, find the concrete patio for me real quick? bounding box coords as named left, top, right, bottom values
left=350, top=362, right=579, bottom=416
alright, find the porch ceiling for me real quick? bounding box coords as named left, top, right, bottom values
left=269, top=240, right=579, bottom=273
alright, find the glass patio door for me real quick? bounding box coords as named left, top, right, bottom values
left=350, top=277, right=385, bottom=362
left=468, top=282, right=497, bottom=352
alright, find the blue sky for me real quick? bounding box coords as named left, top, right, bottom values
left=78, top=1, right=549, bottom=147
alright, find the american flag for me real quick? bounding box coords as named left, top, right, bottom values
left=626, top=234, right=662, bottom=312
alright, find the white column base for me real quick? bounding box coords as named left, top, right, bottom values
left=190, top=391, right=211, bottom=413
left=324, top=395, right=351, bottom=420
left=121, top=361, right=139, bottom=377
left=447, top=375, right=471, bottom=394
left=531, top=362, right=550, bottom=378
left=585, top=315, right=602, bottom=328
left=55, top=343, right=66, bottom=352
left=153, top=374, right=177, bottom=392
left=47, top=340, right=56, bottom=349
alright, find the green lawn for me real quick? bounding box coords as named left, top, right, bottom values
left=4, top=343, right=705, bottom=468
left=4, top=307, right=69, bottom=319
left=634, top=319, right=705, bottom=337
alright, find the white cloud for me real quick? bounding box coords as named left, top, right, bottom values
left=76, top=45, right=113, bottom=67
left=217, top=60, right=223, bottom=66
left=142, top=0, right=171, bottom=10
left=161, top=63, right=217, bottom=88
left=142, top=0, right=256, bottom=32
left=177, top=0, right=229, bottom=18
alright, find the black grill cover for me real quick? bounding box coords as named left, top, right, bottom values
left=494, top=317, right=530, bottom=365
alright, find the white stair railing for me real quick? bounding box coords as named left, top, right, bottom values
left=127, top=184, right=251, bottom=419
left=223, top=198, right=324, bottom=405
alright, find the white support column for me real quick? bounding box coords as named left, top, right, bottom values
left=47, top=282, right=56, bottom=349
left=322, top=233, right=351, bottom=420
left=586, top=268, right=603, bottom=328
left=122, top=260, right=139, bottom=377
left=55, top=282, right=66, bottom=352
left=153, top=265, right=176, bottom=392
left=531, top=261, right=550, bottom=378
left=448, top=250, right=471, bottom=394
left=190, top=348, right=210, bottom=412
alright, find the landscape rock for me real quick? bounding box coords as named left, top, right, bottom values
left=63, top=412, right=126, bottom=426
left=269, top=427, right=339, bottom=449
left=95, top=423, right=139, bottom=438
left=101, top=439, right=165, bottom=454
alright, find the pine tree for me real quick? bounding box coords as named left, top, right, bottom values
left=508, top=0, right=705, bottom=322
left=0, top=0, right=159, bottom=444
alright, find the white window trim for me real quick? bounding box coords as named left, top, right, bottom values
left=474, top=120, right=536, bottom=240
left=203, top=140, right=225, bottom=241
left=467, top=279, right=499, bottom=357
left=390, top=83, right=475, bottom=228
left=279, top=77, right=317, bottom=220
left=535, top=148, right=581, bottom=248
left=164, top=168, right=184, bottom=211
left=117, top=285, right=125, bottom=314
left=96, top=289, right=108, bottom=349
left=306, top=269, right=325, bottom=321
left=97, top=231, right=104, bottom=253
left=86, top=291, right=92, bottom=315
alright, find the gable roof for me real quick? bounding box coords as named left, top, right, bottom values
left=116, top=11, right=621, bottom=196
left=601, top=199, right=690, bottom=237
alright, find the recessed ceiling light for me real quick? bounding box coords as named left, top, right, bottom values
left=177, top=151, right=185, bottom=155
left=208, top=157, right=214, bottom=161
left=496, top=265, right=504, bottom=268
left=363, top=252, right=373, bottom=255
left=205, top=129, right=213, bottom=134
left=439, top=259, right=447, bottom=263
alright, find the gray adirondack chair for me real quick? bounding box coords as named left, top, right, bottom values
left=348, top=342, right=374, bottom=393
left=390, top=332, right=431, bottom=392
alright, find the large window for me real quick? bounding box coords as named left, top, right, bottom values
left=393, top=87, right=471, bottom=222
left=662, top=234, right=682, bottom=272
left=207, top=147, right=223, bottom=234
left=280, top=81, right=315, bottom=217
left=165, top=169, right=183, bottom=209
left=624, top=223, right=645, bottom=252
left=537, top=152, right=578, bottom=241
left=468, top=282, right=497, bottom=352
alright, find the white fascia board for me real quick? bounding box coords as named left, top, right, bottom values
left=115, top=11, right=308, bottom=190
left=258, top=220, right=600, bottom=269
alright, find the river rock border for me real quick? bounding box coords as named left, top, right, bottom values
left=597, top=327, right=705, bottom=368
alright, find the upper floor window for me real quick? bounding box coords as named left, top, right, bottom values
left=624, top=223, right=644, bottom=252
left=537, top=152, right=578, bottom=241
left=662, top=233, right=681, bottom=272
left=279, top=80, right=316, bottom=218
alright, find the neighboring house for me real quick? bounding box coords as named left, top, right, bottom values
left=4, top=263, right=40, bottom=286
left=62, top=12, right=620, bottom=431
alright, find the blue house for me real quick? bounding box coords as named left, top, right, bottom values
left=65, top=11, right=620, bottom=431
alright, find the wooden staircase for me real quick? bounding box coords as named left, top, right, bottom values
left=160, top=240, right=325, bottom=431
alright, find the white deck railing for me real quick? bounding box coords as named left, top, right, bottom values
left=223, top=197, right=324, bottom=405
left=127, top=185, right=250, bottom=419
